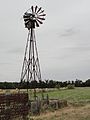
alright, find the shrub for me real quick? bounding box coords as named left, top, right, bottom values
left=55, top=84, right=61, bottom=90
left=67, top=84, right=75, bottom=89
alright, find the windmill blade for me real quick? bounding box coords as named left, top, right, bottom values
left=37, top=7, right=42, bottom=13
left=24, top=17, right=30, bottom=21
left=39, top=14, right=46, bottom=17
left=25, top=19, right=30, bottom=23
left=24, top=12, right=29, bottom=15
left=35, top=6, right=38, bottom=12
left=35, top=21, right=39, bottom=27
left=38, top=10, right=44, bottom=14
left=23, top=15, right=30, bottom=19
left=24, top=18, right=30, bottom=22
left=25, top=21, right=30, bottom=25
left=23, top=15, right=29, bottom=19
left=24, top=17, right=30, bottom=20
left=31, top=6, right=34, bottom=13
left=24, top=19, right=30, bottom=23
left=37, top=17, right=45, bottom=20
left=24, top=12, right=31, bottom=16
left=36, top=19, right=43, bottom=24
left=25, top=22, right=29, bottom=27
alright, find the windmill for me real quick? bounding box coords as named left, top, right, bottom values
left=20, top=6, right=46, bottom=98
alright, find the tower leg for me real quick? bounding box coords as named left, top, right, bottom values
left=20, top=28, right=42, bottom=98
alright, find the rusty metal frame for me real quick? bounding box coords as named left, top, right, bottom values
left=0, top=93, right=29, bottom=120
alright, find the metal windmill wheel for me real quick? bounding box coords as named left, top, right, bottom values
left=23, top=6, right=46, bottom=29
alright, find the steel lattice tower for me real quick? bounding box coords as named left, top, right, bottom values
left=20, top=6, right=46, bottom=94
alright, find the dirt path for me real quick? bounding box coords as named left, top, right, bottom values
left=31, top=104, right=90, bottom=120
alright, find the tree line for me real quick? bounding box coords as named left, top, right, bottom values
left=0, top=79, right=90, bottom=89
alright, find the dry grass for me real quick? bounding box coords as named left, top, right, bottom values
left=31, top=104, right=90, bottom=120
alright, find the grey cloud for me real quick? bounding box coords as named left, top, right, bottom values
left=60, top=28, right=80, bottom=37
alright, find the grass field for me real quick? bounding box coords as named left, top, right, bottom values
left=35, top=87, right=90, bottom=103
left=1, top=87, right=90, bottom=104
left=1, top=87, right=90, bottom=120
left=30, top=87, right=90, bottom=120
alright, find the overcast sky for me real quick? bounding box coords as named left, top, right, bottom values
left=0, top=0, right=90, bottom=82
